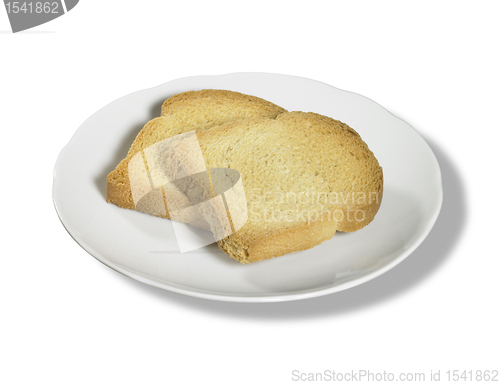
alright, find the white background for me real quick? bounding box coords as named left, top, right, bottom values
left=1, top=1, right=498, bottom=384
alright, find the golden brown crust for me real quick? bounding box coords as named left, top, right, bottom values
left=106, top=175, right=133, bottom=209
left=106, top=157, right=135, bottom=209
left=335, top=184, right=383, bottom=232
left=161, top=89, right=286, bottom=118
left=218, top=212, right=338, bottom=263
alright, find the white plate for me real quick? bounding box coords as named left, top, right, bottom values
left=53, top=73, right=442, bottom=302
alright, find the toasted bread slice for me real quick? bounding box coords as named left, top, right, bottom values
left=196, top=112, right=383, bottom=263
left=106, top=90, right=286, bottom=212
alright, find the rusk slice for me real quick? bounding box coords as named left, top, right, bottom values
left=106, top=90, right=286, bottom=213
left=196, top=112, right=383, bottom=263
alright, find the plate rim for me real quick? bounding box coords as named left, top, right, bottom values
left=53, top=72, right=443, bottom=303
